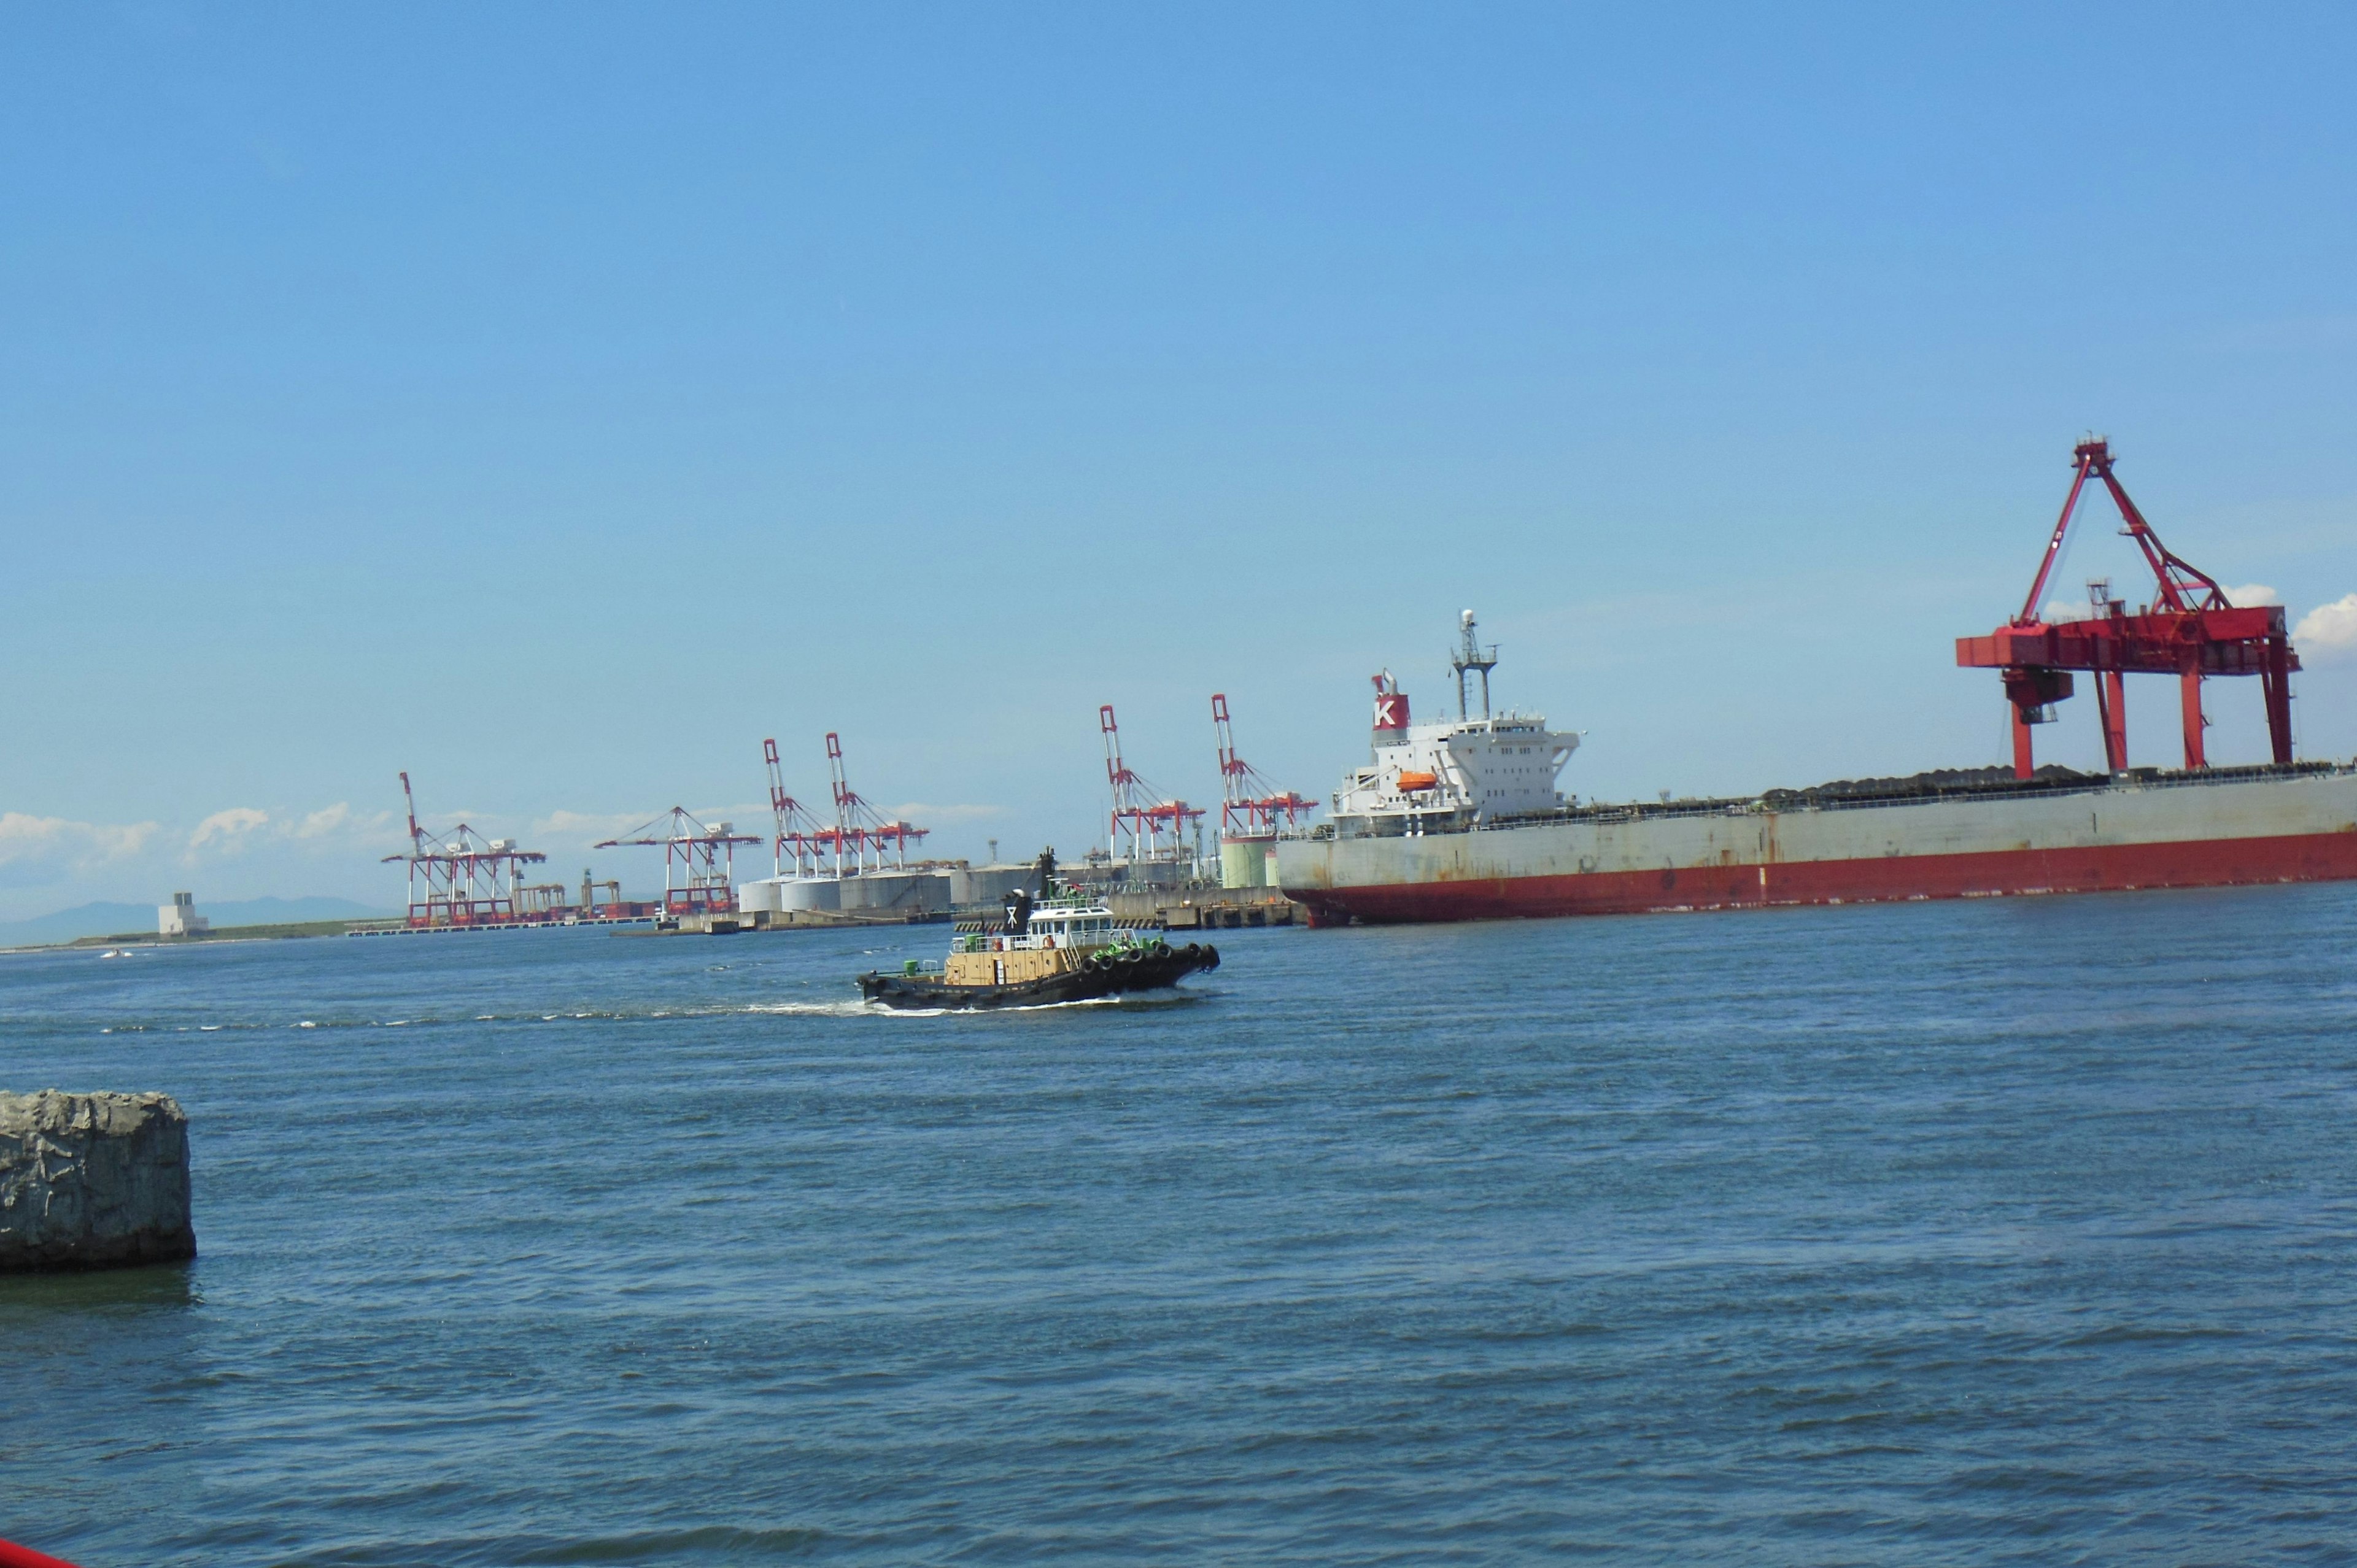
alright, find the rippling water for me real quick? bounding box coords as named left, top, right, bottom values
left=7, top=889, right=2357, bottom=1564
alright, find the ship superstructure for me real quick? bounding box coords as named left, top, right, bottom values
left=1329, top=613, right=1581, bottom=837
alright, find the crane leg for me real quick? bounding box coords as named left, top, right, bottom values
left=2180, top=670, right=2207, bottom=771
left=2011, top=704, right=2035, bottom=780
left=2262, top=639, right=2294, bottom=766
left=2096, top=671, right=2127, bottom=773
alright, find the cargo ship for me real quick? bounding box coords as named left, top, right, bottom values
left=1277, top=445, right=2357, bottom=924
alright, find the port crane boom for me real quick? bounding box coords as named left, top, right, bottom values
left=1210, top=693, right=1317, bottom=838
left=763, top=738, right=827, bottom=878
left=381, top=771, right=547, bottom=927
left=1957, top=438, right=2297, bottom=778
left=819, top=732, right=927, bottom=874
left=1099, top=704, right=1204, bottom=865
left=595, top=808, right=761, bottom=917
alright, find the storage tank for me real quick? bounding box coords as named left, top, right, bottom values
left=783, top=876, right=843, bottom=912
left=950, top=863, right=1035, bottom=906
left=1117, top=858, right=1189, bottom=889
left=738, top=877, right=786, bottom=914
left=840, top=872, right=951, bottom=913
left=837, top=872, right=908, bottom=911
left=1220, top=836, right=1275, bottom=889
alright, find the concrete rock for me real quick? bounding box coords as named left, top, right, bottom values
left=0, top=1090, right=195, bottom=1271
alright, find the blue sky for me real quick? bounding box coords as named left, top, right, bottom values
left=6, top=3, right=2357, bottom=917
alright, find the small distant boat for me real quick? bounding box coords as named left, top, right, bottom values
left=857, top=854, right=1218, bottom=1010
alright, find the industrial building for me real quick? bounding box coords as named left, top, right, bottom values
left=157, top=892, right=208, bottom=938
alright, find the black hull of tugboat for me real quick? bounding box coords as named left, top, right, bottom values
left=858, top=943, right=1220, bottom=1010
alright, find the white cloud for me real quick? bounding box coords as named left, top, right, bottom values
left=2295, top=593, right=2357, bottom=657
left=888, top=801, right=1006, bottom=824
left=188, top=807, right=270, bottom=854
left=533, top=809, right=659, bottom=844
left=0, top=812, right=157, bottom=869
left=693, top=803, right=772, bottom=833
left=2048, top=584, right=2280, bottom=623
left=283, top=803, right=401, bottom=850
left=533, top=805, right=776, bottom=845
left=295, top=803, right=349, bottom=838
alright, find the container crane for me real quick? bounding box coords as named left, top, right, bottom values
left=594, top=808, right=761, bottom=916
left=1211, top=693, right=1317, bottom=838
left=822, top=732, right=927, bottom=873
left=1100, top=704, right=1206, bottom=865
left=763, top=737, right=829, bottom=878
left=381, top=771, right=548, bottom=927
left=1956, top=438, right=2297, bottom=778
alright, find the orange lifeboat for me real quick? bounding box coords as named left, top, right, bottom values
left=1395, top=770, right=1439, bottom=792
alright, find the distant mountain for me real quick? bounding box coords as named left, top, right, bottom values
left=0, top=897, right=398, bottom=948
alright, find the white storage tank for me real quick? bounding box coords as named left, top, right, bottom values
left=837, top=872, right=906, bottom=911
left=950, top=863, right=1036, bottom=906
left=783, top=876, right=843, bottom=912
left=840, top=872, right=951, bottom=913
left=738, top=877, right=786, bottom=914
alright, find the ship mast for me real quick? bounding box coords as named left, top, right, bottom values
left=1450, top=609, right=1499, bottom=720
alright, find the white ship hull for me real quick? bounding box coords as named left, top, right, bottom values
left=1277, top=767, right=2357, bottom=923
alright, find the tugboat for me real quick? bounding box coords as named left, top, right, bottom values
left=857, top=853, right=1219, bottom=1010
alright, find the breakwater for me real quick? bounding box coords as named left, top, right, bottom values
left=1, top=1091, right=194, bottom=1271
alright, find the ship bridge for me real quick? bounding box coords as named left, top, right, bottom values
left=1329, top=615, right=1579, bottom=836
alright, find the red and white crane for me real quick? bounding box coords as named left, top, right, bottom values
left=1957, top=438, right=2297, bottom=778
left=381, top=771, right=548, bottom=927
left=763, top=737, right=829, bottom=878
left=594, top=808, right=761, bottom=916
left=1211, top=693, right=1317, bottom=838
left=819, top=731, right=928, bottom=874
left=1100, top=704, right=1206, bottom=864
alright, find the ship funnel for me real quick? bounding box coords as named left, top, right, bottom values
left=1371, top=670, right=1410, bottom=745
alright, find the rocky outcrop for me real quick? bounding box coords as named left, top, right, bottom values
left=0, top=1091, right=195, bottom=1271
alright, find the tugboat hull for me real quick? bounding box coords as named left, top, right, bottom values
left=859, top=942, right=1219, bottom=1010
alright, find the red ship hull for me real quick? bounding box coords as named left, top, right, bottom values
left=1294, top=829, right=2357, bottom=924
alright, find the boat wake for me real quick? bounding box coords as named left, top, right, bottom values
left=738, top=999, right=878, bottom=1018
left=843, top=989, right=1211, bottom=1019
left=79, top=988, right=1214, bottom=1040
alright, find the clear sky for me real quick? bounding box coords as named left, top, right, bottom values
left=7, top=3, right=2357, bottom=917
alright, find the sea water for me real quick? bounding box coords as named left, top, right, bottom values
left=5, top=889, right=2357, bottom=1564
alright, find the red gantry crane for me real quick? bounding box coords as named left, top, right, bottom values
left=763, top=737, right=829, bottom=878
left=820, top=731, right=928, bottom=874
left=1099, top=704, right=1206, bottom=864
left=1210, top=693, right=1317, bottom=838
left=1957, top=438, right=2297, bottom=779
left=594, top=808, right=762, bottom=916
left=382, top=771, right=549, bottom=927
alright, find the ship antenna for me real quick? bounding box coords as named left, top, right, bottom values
left=1450, top=609, right=1499, bottom=720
